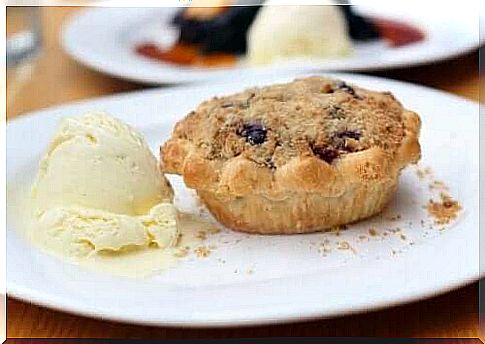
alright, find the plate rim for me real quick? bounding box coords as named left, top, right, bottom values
left=7, top=275, right=478, bottom=328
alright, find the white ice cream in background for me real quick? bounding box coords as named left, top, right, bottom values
left=247, top=3, right=352, bottom=65
left=30, top=112, right=179, bottom=258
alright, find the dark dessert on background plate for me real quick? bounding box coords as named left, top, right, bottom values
left=137, top=0, right=261, bottom=67
left=135, top=2, right=425, bottom=68
left=172, top=1, right=261, bottom=55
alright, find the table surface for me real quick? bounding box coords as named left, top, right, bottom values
left=6, top=7, right=482, bottom=339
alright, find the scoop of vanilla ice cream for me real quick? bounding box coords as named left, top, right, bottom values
left=33, top=203, right=178, bottom=257
left=30, top=112, right=178, bottom=258
left=32, top=112, right=173, bottom=216
left=247, top=4, right=352, bottom=65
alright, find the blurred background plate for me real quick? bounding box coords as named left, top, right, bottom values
left=61, top=4, right=483, bottom=85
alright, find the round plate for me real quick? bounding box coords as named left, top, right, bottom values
left=61, top=5, right=483, bottom=84
left=7, top=73, right=479, bottom=327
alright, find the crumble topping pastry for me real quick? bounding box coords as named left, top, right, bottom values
left=161, top=76, right=421, bottom=234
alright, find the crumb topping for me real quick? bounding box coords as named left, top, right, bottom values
left=171, top=76, right=407, bottom=168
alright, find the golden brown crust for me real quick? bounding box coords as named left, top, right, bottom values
left=198, top=179, right=398, bottom=234
left=161, top=76, right=421, bottom=233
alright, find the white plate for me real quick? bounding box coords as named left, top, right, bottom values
left=7, top=73, right=480, bottom=327
left=61, top=4, right=483, bottom=85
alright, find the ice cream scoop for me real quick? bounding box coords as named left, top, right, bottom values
left=33, top=203, right=177, bottom=257
left=32, top=112, right=173, bottom=215
left=247, top=3, right=352, bottom=65
left=30, top=112, right=178, bottom=258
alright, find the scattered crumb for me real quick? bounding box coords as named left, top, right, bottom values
left=318, top=247, right=332, bottom=256
left=233, top=269, right=239, bottom=274
left=368, top=228, right=379, bottom=237
left=385, top=214, right=402, bottom=221
left=400, top=234, right=407, bottom=241
left=387, top=227, right=401, bottom=234
left=194, top=246, right=212, bottom=258
left=429, top=180, right=449, bottom=191
left=327, top=224, right=348, bottom=236
left=383, top=228, right=398, bottom=236
left=337, top=241, right=356, bottom=254
left=217, top=258, right=226, bottom=264
left=358, top=235, right=368, bottom=241
left=207, top=227, right=221, bottom=234
left=318, top=239, right=332, bottom=256
left=196, top=231, right=207, bottom=241
left=174, top=247, right=190, bottom=258
left=391, top=250, right=397, bottom=255
left=426, top=193, right=462, bottom=225
left=416, top=166, right=432, bottom=180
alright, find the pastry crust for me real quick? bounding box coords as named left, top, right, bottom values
left=161, top=76, right=421, bottom=234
